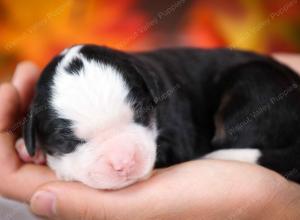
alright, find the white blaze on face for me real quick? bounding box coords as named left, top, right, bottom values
left=47, top=45, right=158, bottom=189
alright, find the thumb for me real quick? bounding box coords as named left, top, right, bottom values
left=30, top=182, right=113, bottom=220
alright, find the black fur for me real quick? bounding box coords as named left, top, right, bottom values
left=24, top=45, right=300, bottom=182
left=64, top=58, right=84, bottom=75
left=24, top=55, right=85, bottom=156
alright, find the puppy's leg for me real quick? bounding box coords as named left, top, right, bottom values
left=211, top=61, right=300, bottom=183
left=202, top=148, right=261, bottom=164
left=15, top=138, right=45, bottom=165
left=203, top=148, right=300, bottom=183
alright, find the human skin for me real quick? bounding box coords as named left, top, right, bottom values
left=0, top=57, right=299, bottom=220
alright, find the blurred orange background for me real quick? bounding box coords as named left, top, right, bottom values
left=0, top=0, right=300, bottom=82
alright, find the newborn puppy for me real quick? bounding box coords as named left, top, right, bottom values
left=20, top=45, right=300, bottom=189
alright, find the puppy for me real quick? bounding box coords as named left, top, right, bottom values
left=19, top=45, right=300, bottom=189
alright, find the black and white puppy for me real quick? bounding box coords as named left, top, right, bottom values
left=21, top=44, right=300, bottom=189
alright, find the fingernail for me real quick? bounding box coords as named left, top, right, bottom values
left=31, top=191, right=56, bottom=217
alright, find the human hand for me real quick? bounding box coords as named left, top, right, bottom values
left=273, top=53, right=300, bottom=74
left=0, top=62, right=56, bottom=203
left=28, top=54, right=300, bottom=220
left=29, top=159, right=300, bottom=220
left=1, top=57, right=300, bottom=220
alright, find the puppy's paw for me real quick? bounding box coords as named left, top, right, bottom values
left=15, top=138, right=46, bottom=165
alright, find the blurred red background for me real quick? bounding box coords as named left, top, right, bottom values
left=0, top=0, right=300, bottom=82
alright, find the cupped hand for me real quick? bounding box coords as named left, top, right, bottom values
left=28, top=54, right=300, bottom=220
left=0, top=62, right=56, bottom=202
left=1, top=58, right=300, bottom=220
left=30, top=160, right=300, bottom=220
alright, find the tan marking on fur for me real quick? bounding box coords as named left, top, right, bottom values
left=213, top=93, right=232, bottom=142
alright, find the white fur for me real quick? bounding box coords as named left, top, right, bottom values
left=48, top=45, right=158, bottom=189
left=47, top=124, right=157, bottom=189
left=202, top=148, right=261, bottom=164
left=52, top=45, right=133, bottom=139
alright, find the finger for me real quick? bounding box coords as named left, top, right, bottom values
left=0, top=83, right=21, bottom=170
left=29, top=169, right=191, bottom=220
left=12, top=61, right=40, bottom=113
left=273, top=54, right=300, bottom=74
left=29, top=160, right=286, bottom=220
left=0, top=131, right=21, bottom=174
left=0, top=83, right=20, bottom=132
left=4, top=164, right=56, bottom=202
left=30, top=182, right=111, bottom=220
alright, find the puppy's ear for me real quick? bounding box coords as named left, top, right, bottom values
left=130, top=58, right=161, bottom=102
left=23, top=107, right=37, bottom=157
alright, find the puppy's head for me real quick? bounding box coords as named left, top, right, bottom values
left=24, top=45, right=158, bottom=189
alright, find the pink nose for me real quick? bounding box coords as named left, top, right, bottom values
left=108, top=152, right=136, bottom=176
